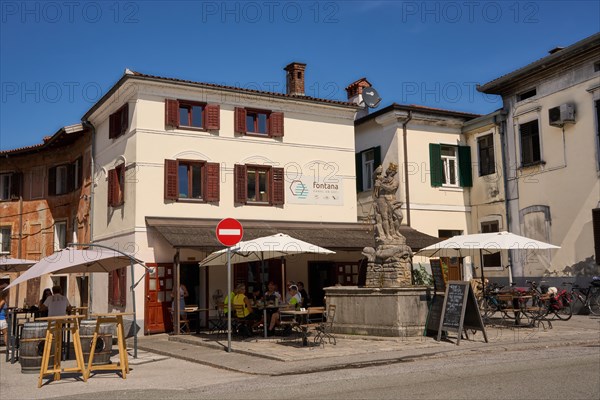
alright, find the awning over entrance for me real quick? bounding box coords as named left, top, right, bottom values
left=145, top=217, right=440, bottom=251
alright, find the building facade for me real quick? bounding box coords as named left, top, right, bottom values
left=478, top=33, right=600, bottom=279
left=0, top=124, right=92, bottom=307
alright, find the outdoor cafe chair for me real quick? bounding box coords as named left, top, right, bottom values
left=168, top=307, right=190, bottom=334
left=313, top=304, right=336, bottom=347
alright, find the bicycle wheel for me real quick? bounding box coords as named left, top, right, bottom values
left=589, top=289, right=600, bottom=315
left=555, top=301, right=572, bottom=320
left=481, top=298, right=498, bottom=319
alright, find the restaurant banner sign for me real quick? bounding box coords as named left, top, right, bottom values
left=287, top=174, right=344, bottom=205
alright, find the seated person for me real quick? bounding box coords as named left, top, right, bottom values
left=248, top=288, right=263, bottom=306
left=297, top=282, right=310, bottom=308
left=232, top=284, right=261, bottom=333
left=267, top=284, right=302, bottom=335
left=37, top=288, right=53, bottom=318
left=222, top=290, right=236, bottom=318
left=41, top=286, right=72, bottom=317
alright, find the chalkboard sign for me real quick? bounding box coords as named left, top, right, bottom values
left=424, top=294, right=444, bottom=337
left=437, top=281, right=488, bottom=345
left=430, top=259, right=446, bottom=292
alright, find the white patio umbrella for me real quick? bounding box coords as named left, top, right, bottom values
left=4, top=247, right=142, bottom=290
left=0, top=257, right=36, bottom=273
left=199, top=233, right=336, bottom=267
left=199, top=233, right=335, bottom=352
left=416, top=231, right=560, bottom=285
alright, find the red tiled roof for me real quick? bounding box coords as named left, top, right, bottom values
left=129, top=70, right=359, bottom=107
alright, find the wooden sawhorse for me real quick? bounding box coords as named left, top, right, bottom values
left=36, top=315, right=87, bottom=388
left=86, top=313, right=133, bottom=379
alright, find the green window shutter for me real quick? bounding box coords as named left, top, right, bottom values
left=429, top=144, right=442, bottom=187
left=355, top=152, right=363, bottom=192
left=458, top=145, right=473, bottom=187
left=373, top=146, right=381, bottom=170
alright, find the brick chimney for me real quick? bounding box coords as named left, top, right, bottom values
left=345, top=77, right=372, bottom=105
left=284, top=62, right=306, bottom=96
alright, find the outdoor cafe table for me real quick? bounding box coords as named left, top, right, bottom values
left=86, top=312, right=133, bottom=379
left=35, top=315, right=87, bottom=388
left=254, top=303, right=286, bottom=338
left=279, top=308, right=325, bottom=346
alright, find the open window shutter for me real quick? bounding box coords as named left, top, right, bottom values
left=48, top=167, right=57, bottom=196
left=234, top=107, right=247, bottom=134
left=269, top=112, right=284, bottom=137
left=234, top=164, right=247, bottom=204
left=458, top=145, right=473, bottom=187
left=120, top=103, right=129, bottom=136
left=67, top=163, right=75, bottom=193
left=165, top=99, right=179, bottom=128
left=205, top=104, right=220, bottom=130
left=107, top=168, right=116, bottom=206
left=108, top=112, right=117, bottom=139
left=164, top=159, right=179, bottom=200
left=117, top=165, right=125, bottom=206
left=373, top=146, right=381, bottom=170
left=593, top=208, right=600, bottom=265
left=204, top=162, right=220, bottom=202
left=119, top=268, right=127, bottom=307
left=10, top=172, right=22, bottom=198
left=429, top=144, right=442, bottom=187
left=355, top=152, right=363, bottom=192
left=271, top=167, right=285, bottom=205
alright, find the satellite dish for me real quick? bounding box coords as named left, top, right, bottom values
left=362, top=87, right=382, bottom=108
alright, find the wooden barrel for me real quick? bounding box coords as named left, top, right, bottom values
left=20, top=322, right=54, bottom=374
left=79, top=319, right=114, bottom=365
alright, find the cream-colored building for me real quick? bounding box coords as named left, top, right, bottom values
left=83, top=64, right=437, bottom=334
left=351, top=87, right=480, bottom=280
left=478, top=32, right=600, bottom=280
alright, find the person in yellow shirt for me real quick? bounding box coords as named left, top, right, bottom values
left=232, top=284, right=260, bottom=336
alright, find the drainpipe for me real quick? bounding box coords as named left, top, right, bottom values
left=82, top=120, right=96, bottom=311
left=497, top=112, right=513, bottom=283
left=402, top=111, right=413, bottom=226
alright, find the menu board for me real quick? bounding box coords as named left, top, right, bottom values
left=430, top=259, right=446, bottom=292
left=437, top=281, right=488, bottom=345
left=424, top=294, right=445, bottom=337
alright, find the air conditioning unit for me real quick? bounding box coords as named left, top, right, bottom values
left=548, top=103, right=575, bottom=127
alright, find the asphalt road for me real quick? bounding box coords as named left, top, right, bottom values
left=8, top=344, right=596, bottom=400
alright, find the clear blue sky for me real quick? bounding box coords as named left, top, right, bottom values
left=1, top=1, right=599, bottom=150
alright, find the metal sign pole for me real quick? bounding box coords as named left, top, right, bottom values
left=227, top=246, right=232, bottom=353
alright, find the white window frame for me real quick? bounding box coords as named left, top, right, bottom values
left=54, top=221, right=67, bottom=251
left=0, top=174, right=11, bottom=200
left=441, top=145, right=459, bottom=187
left=0, top=226, right=11, bottom=254
left=480, top=216, right=504, bottom=271
left=56, top=165, right=68, bottom=195
left=362, top=149, right=375, bottom=191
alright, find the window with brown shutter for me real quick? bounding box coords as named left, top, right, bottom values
left=109, top=104, right=129, bottom=139
left=271, top=167, right=284, bottom=205
left=48, top=167, right=57, bottom=196
left=235, top=164, right=284, bottom=206
left=108, top=164, right=125, bottom=207
left=164, top=159, right=219, bottom=202
left=165, top=100, right=220, bottom=131
left=234, top=107, right=247, bottom=134
left=165, top=99, right=179, bottom=127
left=269, top=112, right=284, bottom=137
left=205, top=104, right=220, bottom=130
left=9, top=172, right=22, bottom=199
left=234, top=164, right=247, bottom=203
left=108, top=267, right=127, bottom=307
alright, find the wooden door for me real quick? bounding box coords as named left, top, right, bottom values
left=144, top=263, right=174, bottom=334
left=443, top=257, right=463, bottom=281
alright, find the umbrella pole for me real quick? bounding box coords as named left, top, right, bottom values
left=227, top=247, right=232, bottom=353
left=130, top=258, right=138, bottom=359
left=480, top=250, right=485, bottom=294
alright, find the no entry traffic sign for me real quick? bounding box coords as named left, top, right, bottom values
left=216, top=218, right=243, bottom=247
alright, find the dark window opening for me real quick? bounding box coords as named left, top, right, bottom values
left=520, top=120, right=541, bottom=166
left=246, top=166, right=269, bottom=203
left=438, top=230, right=462, bottom=240
left=481, top=220, right=501, bottom=268
left=178, top=162, right=203, bottom=199
left=246, top=111, right=269, bottom=134
left=517, top=88, right=537, bottom=101
left=179, top=103, right=204, bottom=128
left=478, top=134, right=496, bottom=176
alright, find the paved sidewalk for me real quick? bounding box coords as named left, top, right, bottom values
left=135, top=315, right=600, bottom=376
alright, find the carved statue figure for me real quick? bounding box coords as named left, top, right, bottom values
left=373, top=163, right=404, bottom=242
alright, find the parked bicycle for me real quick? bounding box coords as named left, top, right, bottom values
left=526, top=280, right=572, bottom=322
left=562, top=280, right=600, bottom=316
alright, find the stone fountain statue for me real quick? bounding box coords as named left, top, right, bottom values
left=362, top=163, right=413, bottom=287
